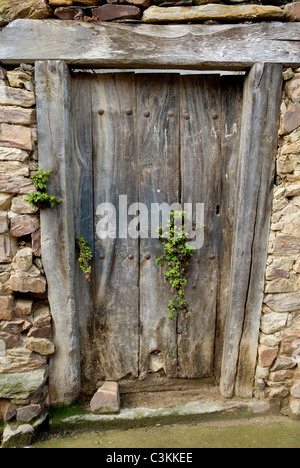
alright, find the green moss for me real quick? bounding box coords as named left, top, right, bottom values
left=49, top=404, right=87, bottom=426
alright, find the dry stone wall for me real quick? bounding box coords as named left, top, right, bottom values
left=0, top=0, right=300, bottom=24
left=0, top=64, right=54, bottom=433
left=255, top=68, right=300, bottom=418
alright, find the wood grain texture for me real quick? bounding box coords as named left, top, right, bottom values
left=220, top=63, right=283, bottom=398
left=1, top=20, right=300, bottom=68
left=35, top=61, right=80, bottom=405
left=137, top=73, right=180, bottom=379
left=178, top=75, right=222, bottom=379
left=91, top=73, right=140, bottom=381
left=70, top=74, right=96, bottom=394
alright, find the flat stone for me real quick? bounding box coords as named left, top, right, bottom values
left=28, top=326, right=52, bottom=339
left=54, top=7, right=86, bottom=20
left=0, top=368, right=47, bottom=399
left=273, top=234, right=300, bottom=255
left=16, top=404, right=42, bottom=422
left=0, top=147, right=29, bottom=162
left=268, top=370, right=294, bottom=382
left=258, top=346, right=278, bottom=367
left=0, top=234, right=17, bottom=263
left=279, top=104, right=300, bottom=135
left=10, top=214, right=39, bottom=237
left=0, top=105, right=36, bottom=125
left=0, top=161, right=29, bottom=177
left=0, top=175, right=35, bottom=194
left=90, top=382, right=120, bottom=415
left=271, top=357, right=297, bottom=371
left=1, top=423, right=34, bottom=448
left=265, top=278, right=298, bottom=294
left=0, top=319, right=31, bottom=335
left=0, top=0, right=52, bottom=22
left=285, top=2, right=300, bottom=22
left=285, top=181, right=300, bottom=197
left=10, top=274, right=47, bottom=294
left=264, top=292, right=300, bottom=313
left=0, top=86, right=35, bottom=108
left=25, top=337, right=55, bottom=356
left=120, top=0, right=151, bottom=7
left=260, top=311, right=288, bottom=334
left=142, top=4, right=285, bottom=23
left=0, top=123, right=32, bottom=151
left=14, top=298, right=33, bottom=317
left=50, top=0, right=74, bottom=5
left=92, top=5, right=141, bottom=21
left=0, top=348, right=47, bottom=374
left=33, top=305, right=51, bottom=328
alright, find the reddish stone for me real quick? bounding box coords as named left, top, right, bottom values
left=90, top=382, right=120, bottom=414
left=32, top=229, right=41, bottom=257
left=10, top=215, right=40, bottom=238
left=0, top=175, right=35, bottom=195
left=285, top=2, right=300, bottom=21
left=0, top=320, right=31, bottom=335
left=279, top=104, right=300, bottom=135
left=92, top=4, right=141, bottom=20
left=10, top=275, right=47, bottom=294
left=0, top=296, right=14, bottom=321
left=16, top=404, right=42, bottom=422
left=280, top=329, right=300, bottom=356
left=14, top=298, right=33, bottom=318
left=258, top=346, right=278, bottom=368
left=28, top=326, right=52, bottom=339
left=0, top=123, right=32, bottom=151
left=54, top=7, right=85, bottom=20
left=0, top=106, right=36, bottom=126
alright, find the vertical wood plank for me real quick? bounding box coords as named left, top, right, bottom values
left=235, top=64, right=283, bottom=398
left=138, top=74, right=180, bottom=379
left=35, top=61, right=80, bottom=405
left=70, top=74, right=96, bottom=394
left=178, top=75, right=222, bottom=379
left=214, top=75, right=244, bottom=381
left=220, top=63, right=283, bottom=398
left=92, top=73, right=140, bottom=381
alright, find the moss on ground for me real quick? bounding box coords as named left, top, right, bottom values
left=34, top=416, right=300, bottom=449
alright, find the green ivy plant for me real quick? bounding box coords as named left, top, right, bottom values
left=156, top=211, right=202, bottom=357
left=27, top=169, right=62, bottom=209
left=76, top=237, right=92, bottom=280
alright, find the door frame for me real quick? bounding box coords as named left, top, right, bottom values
left=1, top=20, right=293, bottom=404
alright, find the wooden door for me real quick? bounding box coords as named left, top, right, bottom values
left=71, top=71, right=244, bottom=390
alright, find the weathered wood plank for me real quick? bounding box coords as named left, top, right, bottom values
left=214, top=75, right=244, bottom=381
left=70, top=74, right=96, bottom=394
left=220, top=63, right=283, bottom=398
left=235, top=64, right=283, bottom=398
left=178, top=75, right=221, bottom=379
left=138, top=73, right=180, bottom=379
left=1, top=20, right=300, bottom=68
left=92, top=73, right=140, bottom=381
left=35, top=61, right=80, bottom=405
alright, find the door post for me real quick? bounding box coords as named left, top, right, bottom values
left=35, top=61, right=80, bottom=405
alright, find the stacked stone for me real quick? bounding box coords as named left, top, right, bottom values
left=0, top=0, right=300, bottom=24
left=255, top=68, right=300, bottom=418
left=0, top=65, right=54, bottom=442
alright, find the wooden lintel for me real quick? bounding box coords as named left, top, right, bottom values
left=0, top=20, right=299, bottom=69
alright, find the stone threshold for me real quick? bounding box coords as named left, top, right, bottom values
left=50, top=399, right=279, bottom=434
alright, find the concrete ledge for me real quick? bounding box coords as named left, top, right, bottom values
left=50, top=400, right=279, bottom=434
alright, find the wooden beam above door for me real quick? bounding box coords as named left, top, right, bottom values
left=0, top=20, right=300, bottom=69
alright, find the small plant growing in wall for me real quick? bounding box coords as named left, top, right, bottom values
left=76, top=237, right=93, bottom=281
left=156, top=211, right=202, bottom=357
left=27, top=169, right=62, bottom=209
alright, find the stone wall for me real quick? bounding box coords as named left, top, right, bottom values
left=0, top=65, right=54, bottom=433
left=255, top=68, right=300, bottom=418
left=0, top=0, right=300, bottom=25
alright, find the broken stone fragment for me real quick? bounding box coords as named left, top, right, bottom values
left=10, top=274, right=47, bottom=294
left=12, top=247, right=33, bottom=272
left=285, top=2, right=300, bottom=22
left=0, top=368, right=48, bottom=400
left=25, top=337, right=55, bottom=356
left=0, top=123, right=32, bottom=151
left=279, top=104, right=300, bottom=135
left=0, top=105, right=36, bottom=126
left=6, top=70, right=33, bottom=92
left=90, top=382, right=120, bottom=414
left=0, top=295, right=14, bottom=321
left=16, top=404, right=43, bottom=423
left=1, top=422, right=34, bottom=448
left=0, top=86, right=35, bottom=108
left=0, top=193, right=14, bottom=210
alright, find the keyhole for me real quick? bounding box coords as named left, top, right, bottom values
left=216, top=205, right=220, bottom=217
